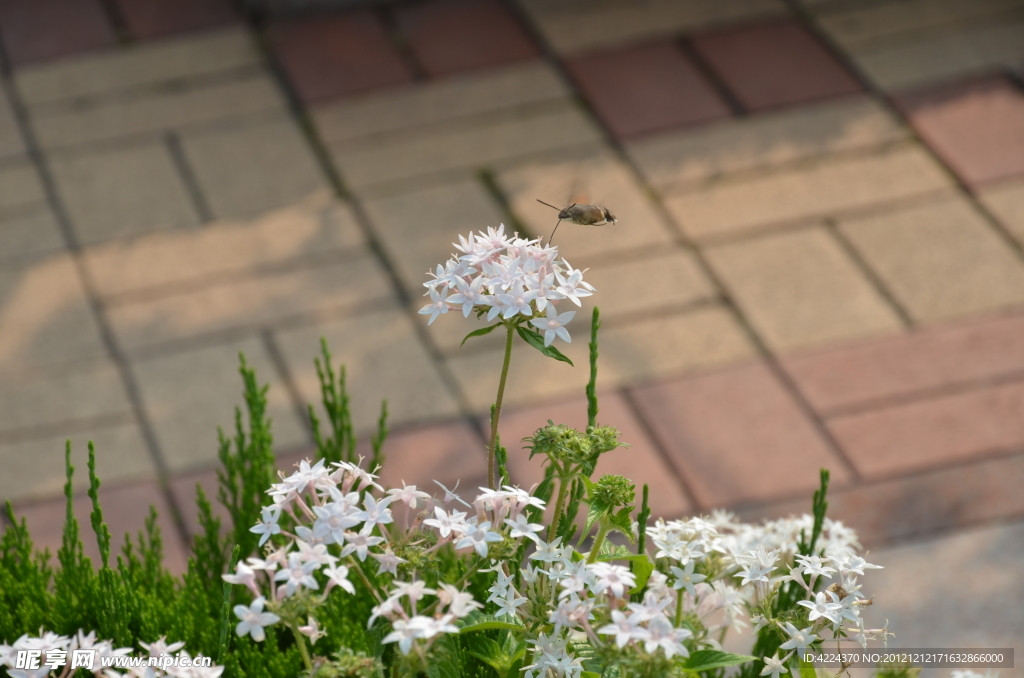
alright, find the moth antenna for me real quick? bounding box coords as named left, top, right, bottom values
left=536, top=199, right=561, bottom=211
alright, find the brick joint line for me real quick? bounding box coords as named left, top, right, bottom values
left=0, top=73, right=193, bottom=548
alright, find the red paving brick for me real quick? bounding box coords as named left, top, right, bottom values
left=565, top=39, right=732, bottom=139
left=894, top=74, right=1024, bottom=187
left=375, top=420, right=488, bottom=504
left=268, top=10, right=414, bottom=103
left=111, top=0, right=237, bottom=40
left=0, top=0, right=116, bottom=66
left=9, top=480, right=189, bottom=575
left=828, top=378, right=1024, bottom=479
left=629, top=362, right=851, bottom=509
left=487, top=392, right=693, bottom=520
left=783, top=311, right=1024, bottom=414
left=738, top=452, right=1024, bottom=549
left=690, top=20, right=861, bottom=112
left=394, top=0, right=539, bottom=78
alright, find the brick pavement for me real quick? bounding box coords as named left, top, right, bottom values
left=0, top=6, right=1023, bottom=655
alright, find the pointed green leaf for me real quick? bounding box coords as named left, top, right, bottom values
left=516, top=325, right=574, bottom=366
left=461, top=322, right=504, bottom=346
left=683, top=650, right=758, bottom=672
left=800, top=658, right=818, bottom=678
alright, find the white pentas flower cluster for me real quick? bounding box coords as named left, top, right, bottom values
left=419, top=225, right=594, bottom=346
left=0, top=631, right=222, bottom=678
left=645, top=512, right=888, bottom=676
left=222, top=458, right=553, bottom=658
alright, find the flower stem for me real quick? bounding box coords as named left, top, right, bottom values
left=675, top=589, right=684, bottom=627
left=290, top=624, right=313, bottom=673
left=586, top=523, right=610, bottom=564
left=546, top=467, right=571, bottom=541
left=487, top=324, right=515, bottom=489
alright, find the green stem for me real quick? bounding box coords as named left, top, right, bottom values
left=675, top=589, right=684, bottom=627
left=586, top=523, right=610, bottom=564
left=487, top=324, right=515, bottom=489
left=546, top=467, right=571, bottom=541
left=291, top=624, right=313, bottom=673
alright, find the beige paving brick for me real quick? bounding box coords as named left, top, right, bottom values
left=0, top=358, right=131, bottom=435
left=0, top=88, right=25, bottom=159
left=520, top=0, right=786, bottom=55
left=0, top=207, right=66, bottom=262
left=329, top=101, right=603, bottom=189
left=275, top=304, right=461, bottom=433
left=131, top=337, right=308, bottom=472
left=107, top=253, right=392, bottom=350
left=850, top=18, right=1024, bottom=91
left=838, top=194, right=1024, bottom=323
left=0, top=159, right=44, bottom=210
left=16, top=28, right=260, bottom=105
left=84, top=192, right=363, bottom=297
left=29, top=75, right=284, bottom=149
left=495, top=148, right=677, bottom=258
left=979, top=178, right=1024, bottom=245
left=705, top=227, right=904, bottom=352
left=50, top=141, right=201, bottom=244
left=665, top=144, right=951, bottom=240
left=0, top=254, right=108, bottom=375
left=313, top=61, right=569, bottom=145
left=181, top=113, right=328, bottom=220
left=363, top=177, right=506, bottom=294
left=0, top=422, right=154, bottom=503
left=816, top=0, right=1024, bottom=49
left=446, top=305, right=755, bottom=412
left=626, top=96, right=907, bottom=189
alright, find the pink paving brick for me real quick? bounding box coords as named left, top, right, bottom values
left=738, top=452, right=1024, bottom=548
left=783, top=311, right=1024, bottom=415
left=394, top=0, right=539, bottom=78
left=9, top=480, right=189, bottom=575
left=690, top=20, right=861, bottom=112
left=626, top=364, right=851, bottom=512
left=894, top=74, right=1024, bottom=187
left=110, top=0, right=237, bottom=40
left=828, top=378, right=1024, bottom=479
left=628, top=362, right=851, bottom=509
left=564, top=39, right=732, bottom=139
left=0, top=0, right=115, bottom=66
left=268, top=10, right=414, bottom=104
left=375, top=420, right=488, bottom=502
left=486, top=392, right=693, bottom=520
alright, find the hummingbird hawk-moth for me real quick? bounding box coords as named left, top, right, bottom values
left=536, top=199, right=617, bottom=244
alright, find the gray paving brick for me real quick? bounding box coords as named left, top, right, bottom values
left=84, top=192, right=364, bottom=297
left=50, top=141, right=201, bottom=245
left=626, top=96, right=907, bottom=190
left=313, top=61, right=569, bottom=145
left=15, top=27, right=261, bottom=105
left=180, top=112, right=328, bottom=220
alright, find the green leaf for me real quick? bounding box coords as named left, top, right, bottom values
left=466, top=637, right=505, bottom=670
left=516, top=325, right=573, bottom=366
left=457, top=612, right=524, bottom=633
left=683, top=650, right=758, bottom=672
left=800, top=658, right=818, bottom=678
left=461, top=323, right=503, bottom=347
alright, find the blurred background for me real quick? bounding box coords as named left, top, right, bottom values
left=0, top=0, right=1021, bottom=670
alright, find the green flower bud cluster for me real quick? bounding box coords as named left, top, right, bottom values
left=526, top=421, right=625, bottom=468
left=592, top=474, right=635, bottom=509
